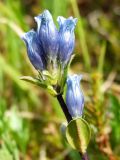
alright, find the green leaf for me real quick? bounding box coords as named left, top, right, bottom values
left=0, top=55, right=31, bottom=91
left=2, top=134, right=19, bottom=160
left=47, top=85, right=57, bottom=96
left=0, top=147, right=13, bottom=160
left=20, top=76, right=47, bottom=88
left=66, top=117, right=91, bottom=154
left=20, top=76, right=57, bottom=96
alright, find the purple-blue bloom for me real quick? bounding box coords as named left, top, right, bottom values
left=57, top=16, right=77, bottom=65
left=34, top=10, right=59, bottom=61
left=22, top=10, right=77, bottom=71
left=66, top=74, right=84, bottom=117
left=22, top=30, right=45, bottom=70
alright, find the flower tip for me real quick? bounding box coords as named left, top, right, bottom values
left=57, top=16, right=66, bottom=25
left=67, top=74, right=83, bottom=84
left=34, top=9, right=51, bottom=18
left=21, top=30, right=37, bottom=48
left=21, top=32, right=27, bottom=42
left=43, top=9, right=51, bottom=15
left=42, top=9, right=52, bottom=20
left=34, top=10, right=53, bottom=27
left=75, top=74, right=83, bottom=81
left=73, top=18, right=78, bottom=25
left=34, top=16, right=38, bottom=21
left=78, top=74, right=83, bottom=82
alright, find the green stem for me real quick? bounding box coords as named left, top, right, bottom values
left=98, top=41, right=106, bottom=73
left=81, top=152, right=89, bottom=160
left=57, top=94, right=72, bottom=122
left=70, top=0, right=91, bottom=71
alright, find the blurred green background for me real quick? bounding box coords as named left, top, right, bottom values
left=0, top=0, right=120, bottom=159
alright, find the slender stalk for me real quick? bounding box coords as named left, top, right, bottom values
left=57, top=94, right=72, bottom=123
left=56, top=94, right=89, bottom=160
left=81, top=152, right=89, bottom=160
left=70, top=0, right=91, bottom=72
left=98, top=41, right=106, bottom=73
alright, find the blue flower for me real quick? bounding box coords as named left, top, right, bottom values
left=22, top=10, right=78, bottom=93
left=34, top=10, right=59, bottom=61
left=66, top=74, right=84, bottom=117
left=22, top=30, right=46, bottom=70
left=57, top=16, right=77, bottom=65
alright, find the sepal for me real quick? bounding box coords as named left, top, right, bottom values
left=42, top=70, right=58, bottom=85
left=20, top=76, right=46, bottom=88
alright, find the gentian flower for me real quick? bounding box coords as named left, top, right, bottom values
left=21, top=10, right=77, bottom=95
left=22, top=30, right=45, bottom=70
left=57, top=16, right=77, bottom=65
left=66, top=74, right=84, bottom=117
left=34, top=10, right=59, bottom=61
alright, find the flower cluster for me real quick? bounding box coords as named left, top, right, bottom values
left=66, top=74, right=84, bottom=118
left=22, top=10, right=77, bottom=95
left=21, top=10, right=90, bottom=154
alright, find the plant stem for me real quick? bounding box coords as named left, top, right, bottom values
left=57, top=94, right=72, bottom=123
left=57, top=94, right=89, bottom=160
left=81, top=152, right=89, bottom=160
left=98, top=41, right=106, bottom=73
left=70, top=0, right=91, bottom=72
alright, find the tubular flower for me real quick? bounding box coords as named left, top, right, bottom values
left=22, top=10, right=77, bottom=70
left=57, top=16, right=77, bottom=65
left=21, top=10, right=77, bottom=95
left=66, top=74, right=84, bottom=117
left=34, top=10, right=59, bottom=61
left=22, top=30, right=45, bottom=70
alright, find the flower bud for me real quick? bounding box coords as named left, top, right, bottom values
left=34, top=10, right=59, bottom=60
left=22, top=30, right=45, bottom=70
left=57, top=16, right=77, bottom=65
left=66, top=74, right=84, bottom=117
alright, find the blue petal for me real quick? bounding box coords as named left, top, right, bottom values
left=34, top=10, right=59, bottom=60
left=66, top=74, right=84, bottom=117
left=57, top=16, right=66, bottom=26
left=57, top=16, right=77, bottom=64
left=22, top=30, right=45, bottom=70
